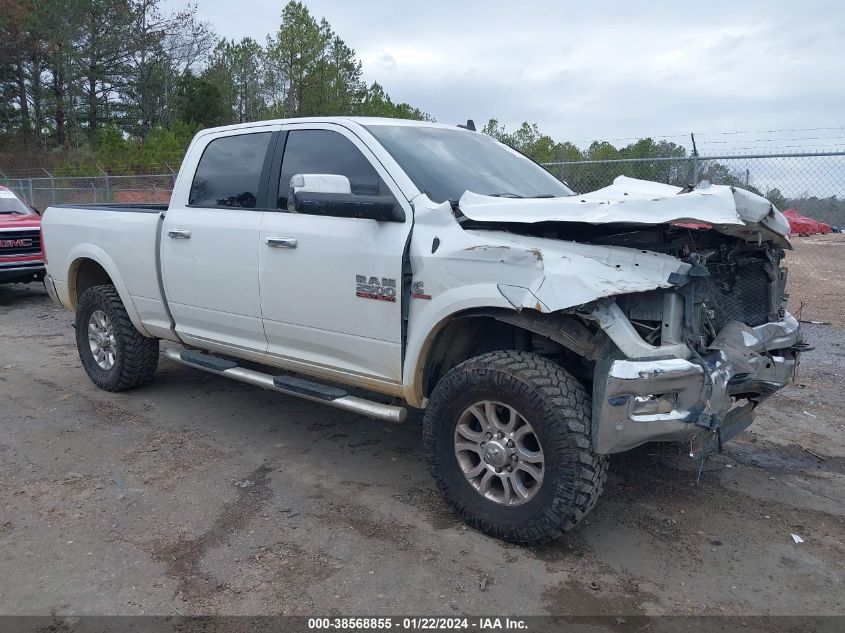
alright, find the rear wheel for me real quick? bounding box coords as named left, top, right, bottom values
left=423, top=350, right=607, bottom=544
left=75, top=284, right=159, bottom=391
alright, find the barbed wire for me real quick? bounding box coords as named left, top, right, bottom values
left=558, top=127, right=845, bottom=145
left=697, top=144, right=845, bottom=152
left=697, top=135, right=845, bottom=145
left=694, top=126, right=845, bottom=136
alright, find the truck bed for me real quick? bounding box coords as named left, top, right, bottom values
left=42, top=203, right=171, bottom=339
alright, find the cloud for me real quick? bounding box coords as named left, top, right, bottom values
left=374, top=53, right=396, bottom=71
left=165, top=0, right=845, bottom=145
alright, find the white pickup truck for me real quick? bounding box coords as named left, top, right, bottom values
left=42, top=117, right=806, bottom=544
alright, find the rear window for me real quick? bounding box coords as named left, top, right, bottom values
left=189, top=132, right=272, bottom=208
left=0, top=189, right=33, bottom=215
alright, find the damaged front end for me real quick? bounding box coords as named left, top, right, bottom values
left=447, top=177, right=808, bottom=458
left=585, top=230, right=807, bottom=457
left=592, top=312, right=803, bottom=457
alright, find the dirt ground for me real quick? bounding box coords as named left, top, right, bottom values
left=0, top=237, right=843, bottom=622
left=784, top=233, right=845, bottom=326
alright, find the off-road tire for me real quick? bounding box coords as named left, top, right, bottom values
left=75, top=284, right=159, bottom=391
left=423, top=350, right=607, bottom=544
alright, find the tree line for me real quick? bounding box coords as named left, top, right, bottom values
left=0, top=0, right=428, bottom=173
left=1, top=0, right=705, bottom=177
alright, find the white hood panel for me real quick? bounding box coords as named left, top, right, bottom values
left=458, top=176, right=790, bottom=247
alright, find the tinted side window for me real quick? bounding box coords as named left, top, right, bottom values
left=278, top=130, right=381, bottom=208
left=189, top=132, right=272, bottom=208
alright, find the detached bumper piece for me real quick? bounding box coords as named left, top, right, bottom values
left=593, top=314, right=802, bottom=457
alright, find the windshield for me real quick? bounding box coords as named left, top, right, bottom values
left=0, top=190, right=33, bottom=215
left=364, top=125, right=575, bottom=203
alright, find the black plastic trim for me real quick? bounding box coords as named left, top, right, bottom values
left=266, top=131, right=288, bottom=210
left=51, top=204, right=168, bottom=213
left=180, top=350, right=238, bottom=371
left=256, top=130, right=280, bottom=209
left=272, top=375, right=347, bottom=401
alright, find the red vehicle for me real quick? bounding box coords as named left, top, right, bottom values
left=783, top=208, right=821, bottom=237
left=0, top=186, right=45, bottom=284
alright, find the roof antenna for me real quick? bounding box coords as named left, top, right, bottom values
left=457, top=119, right=476, bottom=131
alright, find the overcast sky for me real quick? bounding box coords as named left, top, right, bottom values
left=166, top=0, right=845, bottom=152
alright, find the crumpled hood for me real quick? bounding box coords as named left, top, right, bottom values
left=458, top=176, right=791, bottom=248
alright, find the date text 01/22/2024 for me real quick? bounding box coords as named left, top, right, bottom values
left=307, top=617, right=529, bottom=630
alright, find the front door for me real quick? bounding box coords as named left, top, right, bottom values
left=161, top=127, right=278, bottom=352
left=259, top=124, right=412, bottom=384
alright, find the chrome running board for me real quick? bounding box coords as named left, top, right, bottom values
left=163, top=347, right=407, bottom=423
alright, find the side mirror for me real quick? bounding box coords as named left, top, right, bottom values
left=288, top=174, right=352, bottom=208
left=292, top=191, right=404, bottom=222
left=288, top=173, right=404, bottom=222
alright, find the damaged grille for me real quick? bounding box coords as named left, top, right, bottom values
left=706, top=259, right=770, bottom=332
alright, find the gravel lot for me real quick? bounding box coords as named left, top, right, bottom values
left=1, top=236, right=843, bottom=620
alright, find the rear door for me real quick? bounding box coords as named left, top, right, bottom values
left=258, top=123, right=412, bottom=385
left=161, top=126, right=279, bottom=352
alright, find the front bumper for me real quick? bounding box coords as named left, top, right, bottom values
left=593, top=314, right=803, bottom=457
left=0, top=260, right=45, bottom=283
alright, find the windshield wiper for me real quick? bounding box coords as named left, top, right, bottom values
left=489, top=193, right=562, bottom=199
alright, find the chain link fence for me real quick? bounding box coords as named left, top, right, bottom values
left=0, top=173, right=175, bottom=212
left=541, top=151, right=845, bottom=226
left=2, top=151, right=844, bottom=226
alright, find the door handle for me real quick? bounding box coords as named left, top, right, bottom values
left=266, top=237, right=298, bottom=249
left=167, top=229, right=192, bottom=239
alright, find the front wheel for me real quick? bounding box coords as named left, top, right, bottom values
left=75, top=284, right=159, bottom=392
left=423, top=351, right=607, bottom=544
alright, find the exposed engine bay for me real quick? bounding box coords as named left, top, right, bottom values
left=411, top=177, right=804, bottom=458
left=588, top=225, right=789, bottom=352
left=454, top=217, right=802, bottom=456
left=463, top=218, right=790, bottom=354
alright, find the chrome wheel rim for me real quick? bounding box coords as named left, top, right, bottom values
left=88, top=310, right=117, bottom=370
left=454, top=401, right=544, bottom=506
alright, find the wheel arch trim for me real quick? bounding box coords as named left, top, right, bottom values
left=403, top=302, right=608, bottom=408
left=402, top=297, right=512, bottom=407
left=66, top=245, right=151, bottom=337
